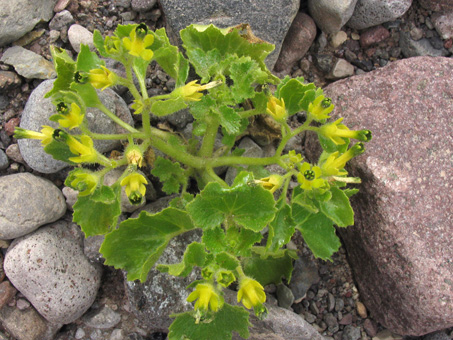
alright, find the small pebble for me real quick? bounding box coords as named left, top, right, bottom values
left=356, top=301, right=367, bottom=318
left=16, top=298, right=30, bottom=310
left=75, top=328, right=86, bottom=339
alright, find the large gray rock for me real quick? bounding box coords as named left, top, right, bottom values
left=274, top=12, right=317, bottom=73
left=4, top=221, right=102, bottom=324
left=0, top=173, right=66, bottom=239
left=159, top=0, right=299, bottom=70
left=0, top=46, right=56, bottom=80
left=306, top=57, right=453, bottom=335
left=18, top=79, right=134, bottom=173
left=0, top=0, right=58, bottom=47
left=347, top=0, right=412, bottom=30
left=308, top=0, right=358, bottom=34
left=399, top=31, right=448, bottom=58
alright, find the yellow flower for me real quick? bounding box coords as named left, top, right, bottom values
left=172, top=80, right=222, bottom=102
left=125, top=144, right=143, bottom=167
left=321, top=143, right=365, bottom=177
left=67, top=170, right=99, bottom=196
left=237, top=277, right=266, bottom=310
left=297, top=162, right=328, bottom=191
left=255, top=174, right=284, bottom=194
left=54, top=102, right=84, bottom=130
left=89, top=66, right=118, bottom=91
left=308, top=95, right=334, bottom=121
left=319, top=118, right=372, bottom=145
left=120, top=172, right=148, bottom=204
left=187, top=283, right=223, bottom=312
left=266, top=96, right=287, bottom=121
left=122, top=24, right=154, bottom=61
left=14, top=126, right=54, bottom=147
left=67, top=135, right=98, bottom=163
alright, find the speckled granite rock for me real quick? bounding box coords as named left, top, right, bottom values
left=305, top=56, right=453, bottom=336
left=4, top=221, right=102, bottom=324
left=0, top=46, right=56, bottom=79
left=159, top=0, right=299, bottom=69
left=0, top=0, right=58, bottom=47
left=347, top=0, right=413, bottom=30
left=18, top=79, right=133, bottom=173
left=0, top=173, right=66, bottom=239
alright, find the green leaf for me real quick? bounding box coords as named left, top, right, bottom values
left=169, top=192, right=195, bottom=210
left=45, top=49, right=76, bottom=98
left=114, top=24, right=136, bottom=39
left=226, top=226, right=263, bottom=257
left=180, top=24, right=275, bottom=77
left=185, top=48, right=222, bottom=82
left=343, top=188, right=359, bottom=198
left=318, top=131, right=350, bottom=154
left=157, top=242, right=206, bottom=277
left=230, top=57, right=268, bottom=103
left=295, top=211, right=341, bottom=261
left=168, top=304, right=250, bottom=340
left=93, top=30, right=109, bottom=58
left=70, top=82, right=101, bottom=107
left=242, top=248, right=297, bottom=286
left=76, top=44, right=103, bottom=72
left=186, top=172, right=276, bottom=232
left=151, top=156, right=186, bottom=194
left=266, top=202, right=295, bottom=253
left=291, top=186, right=318, bottom=214
left=215, top=252, right=240, bottom=271
left=43, top=140, right=76, bottom=164
left=277, top=78, right=316, bottom=115
left=153, top=40, right=189, bottom=86
left=151, top=97, right=188, bottom=116
left=202, top=226, right=227, bottom=254
left=73, top=185, right=121, bottom=237
left=216, top=105, right=242, bottom=135
left=318, top=187, right=354, bottom=227
left=221, top=117, right=248, bottom=148
left=100, top=207, right=196, bottom=282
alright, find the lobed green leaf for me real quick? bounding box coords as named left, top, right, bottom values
left=157, top=242, right=206, bottom=277
left=100, top=207, right=196, bottom=282
left=168, top=304, right=250, bottom=340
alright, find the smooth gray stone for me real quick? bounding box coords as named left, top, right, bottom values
left=308, top=0, right=358, bottom=34
left=0, top=0, right=58, bottom=47
left=18, top=79, right=134, bottom=173
left=0, top=149, right=8, bottom=170
left=0, top=173, right=66, bottom=239
left=4, top=221, right=102, bottom=324
left=0, top=46, right=56, bottom=80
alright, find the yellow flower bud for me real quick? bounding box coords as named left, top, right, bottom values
left=187, top=283, right=223, bottom=312
left=308, top=95, right=334, bottom=121
left=14, top=126, right=54, bottom=147
left=319, top=118, right=372, bottom=145
left=172, top=80, right=222, bottom=102
left=66, top=135, right=98, bottom=163
left=120, top=172, right=148, bottom=204
left=125, top=144, right=143, bottom=167
left=321, top=143, right=365, bottom=177
left=266, top=96, right=287, bottom=121
left=122, top=24, right=154, bottom=61
left=66, top=169, right=99, bottom=196
left=89, top=66, right=118, bottom=91
left=255, top=174, right=284, bottom=194
left=237, top=277, right=266, bottom=310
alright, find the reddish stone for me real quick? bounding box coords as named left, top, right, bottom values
left=305, top=57, right=453, bottom=336
left=0, top=281, right=17, bottom=309
left=360, top=25, right=390, bottom=48
left=274, top=12, right=317, bottom=73
left=339, top=313, right=352, bottom=325
left=444, top=38, right=453, bottom=49
left=5, top=117, right=20, bottom=136
left=363, top=319, right=378, bottom=337
left=54, top=0, right=71, bottom=12
left=418, top=0, right=453, bottom=11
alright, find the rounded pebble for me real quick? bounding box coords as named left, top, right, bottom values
left=0, top=173, right=66, bottom=239
left=68, top=24, right=95, bottom=52
left=4, top=221, right=102, bottom=324
left=0, top=149, right=8, bottom=170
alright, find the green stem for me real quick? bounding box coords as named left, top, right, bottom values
left=239, top=108, right=260, bottom=119
left=275, top=117, right=314, bottom=157
left=205, top=155, right=279, bottom=168
left=123, top=62, right=142, bottom=101
left=150, top=135, right=203, bottom=169
left=96, top=102, right=139, bottom=133
left=198, top=116, right=219, bottom=158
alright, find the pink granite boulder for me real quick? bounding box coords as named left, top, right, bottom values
left=305, top=56, right=453, bottom=336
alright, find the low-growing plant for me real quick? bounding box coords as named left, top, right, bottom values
left=15, top=23, right=371, bottom=339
